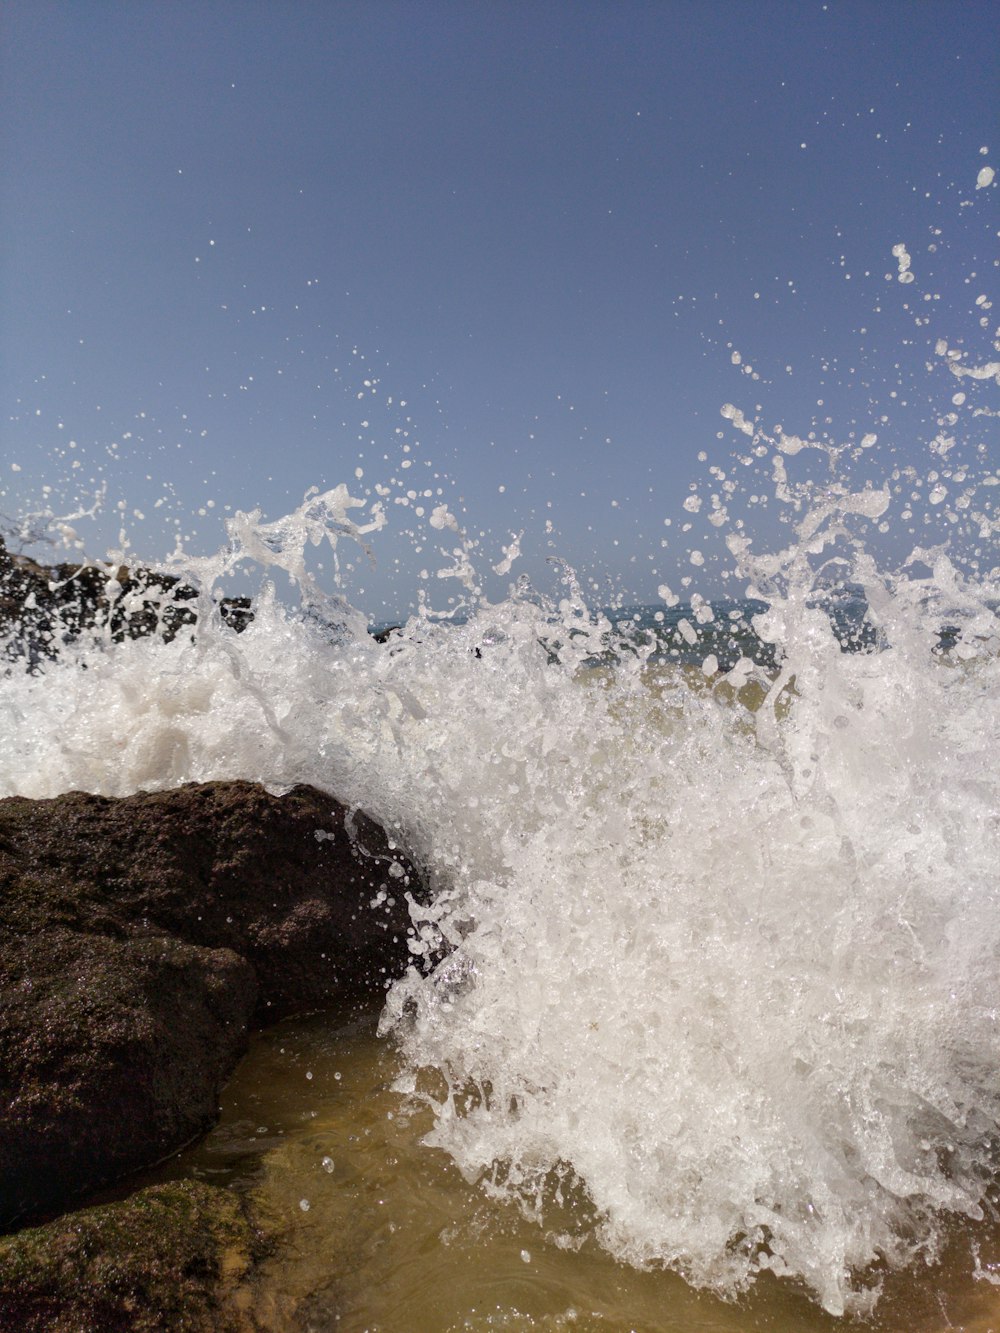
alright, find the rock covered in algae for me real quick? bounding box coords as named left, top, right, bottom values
left=0, top=1180, right=274, bottom=1332
left=0, top=780, right=423, bottom=1228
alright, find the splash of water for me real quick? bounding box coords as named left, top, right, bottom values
left=3, top=450, right=998, bottom=1317
left=2, top=186, right=998, bottom=1320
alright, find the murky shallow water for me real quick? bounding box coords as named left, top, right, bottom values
left=138, top=1009, right=1000, bottom=1333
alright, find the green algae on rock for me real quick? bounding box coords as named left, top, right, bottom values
left=0, top=1180, right=276, bottom=1333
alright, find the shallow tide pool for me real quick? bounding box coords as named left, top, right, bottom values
left=139, top=1009, right=1000, bottom=1333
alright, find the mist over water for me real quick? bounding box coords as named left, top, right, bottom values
left=2, top=165, right=998, bottom=1319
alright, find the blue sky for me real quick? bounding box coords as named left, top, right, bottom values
left=2, top=0, right=996, bottom=617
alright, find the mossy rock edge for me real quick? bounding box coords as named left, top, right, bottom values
left=0, top=1179, right=279, bottom=1332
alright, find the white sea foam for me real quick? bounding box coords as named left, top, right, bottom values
left=379, top=525, right=1000, bottom=1316
left=2, top=164, right=998, bottom=1317
left=3, top=455, right=998, bottom=1317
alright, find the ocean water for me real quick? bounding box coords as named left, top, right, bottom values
left=2, top=189, right=999, bottom=1323
left=3, top=466, right=999, bottom=1320
left=147, top=1011, right=1000, bottom=1332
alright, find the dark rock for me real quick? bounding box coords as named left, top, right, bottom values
left=0, top=928, right=256, bottom=1230
left=0, top=533, right=252, bottom=667
left=0, top=780, right=423, bottom=1228
left=219, top=595, right=254, bottom=634
left=370, top=622, right=403, bottom=644
left=1, top=534, right=388, bottom=663
left=0, top=1180, right=274, bottom=1332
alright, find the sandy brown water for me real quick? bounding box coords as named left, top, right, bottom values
left=138, top=1009, right=1000, bottom=1333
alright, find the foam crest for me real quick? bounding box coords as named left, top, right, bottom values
left=379, top=569, right=999, bottom=1315
left=2, top=304, right=999, bottom=1317
left=3, top=467, right=1000, bottom=1317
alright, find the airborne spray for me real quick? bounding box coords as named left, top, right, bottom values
left=1, top=156, right=997, bottom=1321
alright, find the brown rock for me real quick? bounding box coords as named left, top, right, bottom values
left=0, top=780, right=423, bottom=1227
left=0, top=1179, right=275, bottom=1332
left=0, top=928, right=256, bottom=1229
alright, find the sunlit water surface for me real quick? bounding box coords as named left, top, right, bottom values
left=142, top=1010, right=1000, bottom=1333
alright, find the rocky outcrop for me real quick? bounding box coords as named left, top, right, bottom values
left=0, top=1180, right=275, bottom=1332
left=0, top=781, right=423, bottom=1228
left=0, top=925, right=256, bottom=1238
left=0, top=533, right=252, bottom=667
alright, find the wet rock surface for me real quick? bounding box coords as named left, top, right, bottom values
left=0, top=533, right=252, bottom=668
left=0, top=780, right=423, bottom=1228
left=0, top=1180, right=276, bottom=1332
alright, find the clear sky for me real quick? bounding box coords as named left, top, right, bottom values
left=1, top=0, right=996, bottom=618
